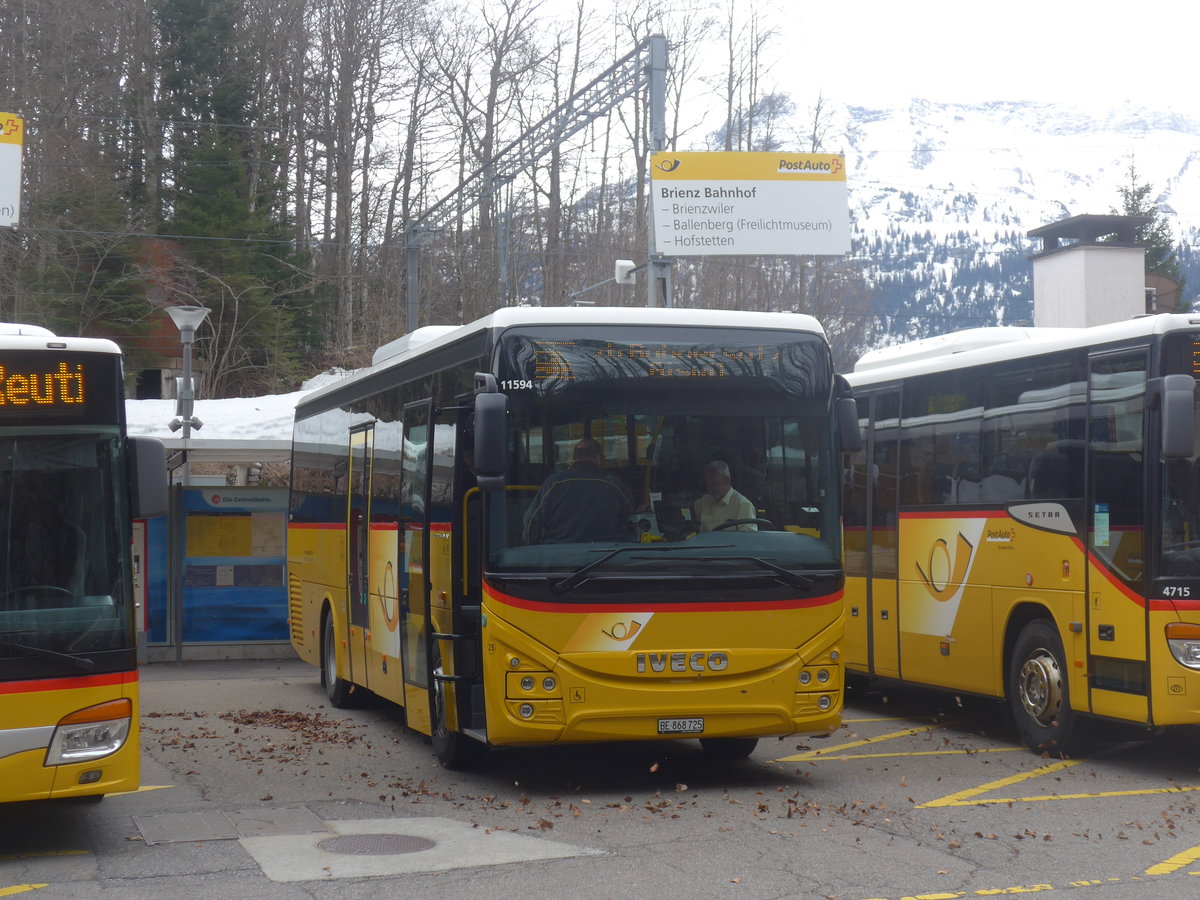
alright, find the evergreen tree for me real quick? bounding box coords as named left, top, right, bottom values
left=1112, top=161, right=1187, bottom=309
left=157, top=0, right=304, bottom=396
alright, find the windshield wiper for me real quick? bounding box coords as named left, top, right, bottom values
left=723, top=556, right=815, bottom=590
left=0, top=639, right=95, bottom=671
left=550, top=544, right=738, bottom=594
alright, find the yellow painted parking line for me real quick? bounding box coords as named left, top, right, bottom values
left=0, top=851, right=87, bottom=861
left=0, top=887, right=48, bottom=897
left=919, top=758, right=1081, bottom=807
left=800, top=746, right=1026, bottom=762
left=855, top=871, right=1200, bottom=900
left=109, top=784, right=173, bottom=796
left=778, top=722, right=946, bottom=761
left=1146, top=845, right=1200, bottom=876
left=841, top=716, right=911, bottom=723
left=919, top=757, right=1200, bottom=808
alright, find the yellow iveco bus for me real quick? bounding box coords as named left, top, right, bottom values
left=287, top=307, right=860, bottom=767
left=843, top=313, right=1200, bottom=755
left=0, top=324, right=165, bottom=803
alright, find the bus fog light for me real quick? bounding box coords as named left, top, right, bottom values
left=817, top=695, right=832, bottom=711
left=798, top=671, right=811, bottom=685
left=542, top=677, right=556, bottom=692
left=817, top=669, right=830, bottom=684
left=518, top=704, right=534, bottom=719
left=520, top=676, right=534, bottom=691
left=78, top=770, right=102, bottom=785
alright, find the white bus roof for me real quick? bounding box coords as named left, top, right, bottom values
left=849, top=314, right=1200, bottom=384
left=305, top=306, right=828, bottom=406
left=0, top=323, right=122, bottom=354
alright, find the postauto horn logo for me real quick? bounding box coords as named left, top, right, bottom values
left=915, top=533, right=974, bottom=602
left=654, top=157, right=682, bottom=173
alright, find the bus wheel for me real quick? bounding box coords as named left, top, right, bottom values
left=321, top=613, right=354, bottom=708
left=1009, top=620, right=1085, bottom=757
left=432, top=652, right=486, bottom=770
left=699, top=737, right=758, bottom=760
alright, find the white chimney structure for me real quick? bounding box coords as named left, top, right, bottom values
left=1027, top=214, right=1150, bottom=328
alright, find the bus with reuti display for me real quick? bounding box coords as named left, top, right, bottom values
left=287, top=307, right=860, bottom=768
left=843, top=313, right=1200, bottom=756
left=0, top=324, right=165, bottom=803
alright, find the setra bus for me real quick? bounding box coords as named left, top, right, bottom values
left=843, top=313, right=1200, bottom=755
left=0, top=323, right=166, bottom=803
left=287, top=307, right=860, bottom=767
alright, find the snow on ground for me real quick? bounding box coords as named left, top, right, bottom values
left=124, top=369, right=353, bottom=441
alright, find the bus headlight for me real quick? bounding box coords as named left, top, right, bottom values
left=1166, top=623, right=1200, bottom=669
left=45, top=699, right=132, bottom=765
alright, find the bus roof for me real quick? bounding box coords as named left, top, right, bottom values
left=848, top=313, right=1200, bottom=384
left=0, top=324, right=122, bottom=355
left=302, top=306, right=828, bottom=408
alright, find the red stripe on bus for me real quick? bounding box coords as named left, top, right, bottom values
left=899, top=509, right=1005, bottom=520
left=484, top=583, right=841, bottom=614
left=0, top=670, right=137, bottom=696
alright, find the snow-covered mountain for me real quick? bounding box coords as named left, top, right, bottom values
left=834, top=98, right=1200, bottom=341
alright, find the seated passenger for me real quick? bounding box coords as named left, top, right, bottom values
left=524, top=438, right=633, bottom=543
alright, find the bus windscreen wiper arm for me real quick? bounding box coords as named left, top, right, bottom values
left=550, top=544, right=737, bottom=595
left=726, top=556, right=815, bottom=590
left=0, top=639, right=95, bottom=671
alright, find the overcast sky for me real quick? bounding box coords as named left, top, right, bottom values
left=755, top=0, right=1194, bottom=110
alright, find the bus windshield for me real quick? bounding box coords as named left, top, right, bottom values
left=1160, top=333, right=1200, bottom=580
left=487, top=328, right=840, bottom=577
left=0, top=428, right=132, bottom=665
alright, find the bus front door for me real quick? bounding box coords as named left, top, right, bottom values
left=398, top=400, right=434, bottom=734
left=868, top=390, right=901, bottom=678
left=347, top=425, right=373, bottom=689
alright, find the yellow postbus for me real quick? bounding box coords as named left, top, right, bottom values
left=0, top=324, right=165, bottom=802
left=287, top=307, right=859, bottom=767
left=843, top=314, right=1200, bottom=755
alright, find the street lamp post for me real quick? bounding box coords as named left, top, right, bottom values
left=166, top=305, right=211, bottom=485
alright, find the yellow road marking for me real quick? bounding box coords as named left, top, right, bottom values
left=778, top=722, right=946, bottom=761
left=918, top=758, right=1082, bottom=807
left=919, top=758, right=1200, bottom=808
left=104, top=784, right=173, bottom=797
left=854, top=870, right=1200, bottom=900
left=0, top=887, right=48, bottom=897
left=0, top=851, right=86, bottom=861
left=798, top=746, right=1026, bottom=761
left=1146, top=845, right=1200, bottom=876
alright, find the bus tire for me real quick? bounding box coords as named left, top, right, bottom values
left=432, top=651, right=486, bottom=770
left=1009, top=620, right=1086, bottom=757
left=321, top=612, right=354, bottom=708
left=699, top=737, right=758, bottom=760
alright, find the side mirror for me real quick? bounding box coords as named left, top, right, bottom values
left=1161, top=374, right=1196, bottom=459
left=473, top=379, right=508, bottom=492
left=836, top=397, right=863, bottom=453
left=834, top=375, right=862, bottom=453
left=128, top=436, right=168, bottom=518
